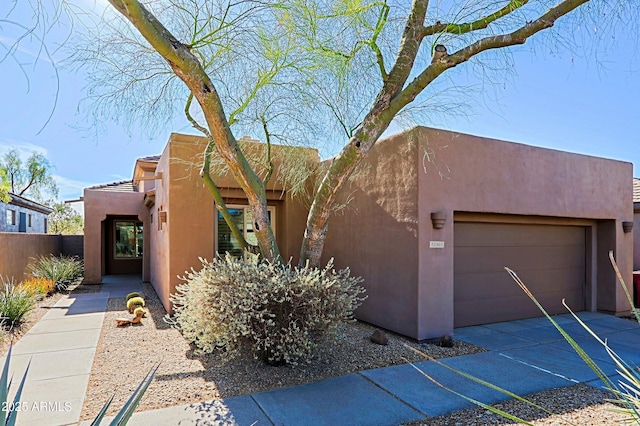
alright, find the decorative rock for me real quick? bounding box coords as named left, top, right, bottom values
left=438, top=335, right=454, bottom=348
left=369, top=329, right=389, bottom=345
left=115, top=318, right=132, bottom=327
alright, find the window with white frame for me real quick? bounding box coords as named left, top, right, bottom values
left=28, top=214, right=32, bottom=227
left=216, top=205, right=275, bottom=257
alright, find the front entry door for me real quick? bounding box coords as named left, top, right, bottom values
left=18, top=212, right=26, bottom=232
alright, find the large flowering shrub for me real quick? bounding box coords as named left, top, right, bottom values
left=168, top=254, right=366, bottom=365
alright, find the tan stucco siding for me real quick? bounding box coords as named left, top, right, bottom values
left=323, top=131, right=420, bottom=338
left=83, top=189, right=146, bottom=284
left=325, top=126, right=633, bottom=340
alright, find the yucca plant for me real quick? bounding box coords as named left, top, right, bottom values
left=26, top=255, right=83, bottom=291
left=0, top=279, right=35, bottom=327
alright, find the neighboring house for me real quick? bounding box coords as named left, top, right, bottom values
left=633, top=178, right=640, bottom=270
left=83, top=127, right=634, bottom=341
left=0, top=193, right=53, bottom=233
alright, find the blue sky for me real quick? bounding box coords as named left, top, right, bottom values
left=1, top=1, right=638, bottom=204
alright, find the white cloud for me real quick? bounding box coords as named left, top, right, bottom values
left=0, top=35, right=57, bottom=65
left=53, top=175, right=97, bottom=201
left=0, top=140, right=48, bottom=158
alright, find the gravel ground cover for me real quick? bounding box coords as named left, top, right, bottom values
left=80, top=282, right=484, bottom=420
left=78, top=282, right=633, bottom=424
left=404, top=383, right=628, bottom=425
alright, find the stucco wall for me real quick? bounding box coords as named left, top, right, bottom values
left=83, top=189, right=146, bottom=284
left=0, top=233, right=61, bottom=281
left=147, top=134, right=313, bottom=313
left=324, top=127, right=633, bottom=341
left=323, top=131, right=420, bottom=337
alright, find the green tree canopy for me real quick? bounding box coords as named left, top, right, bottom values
left=71, top=0, right=637, bottom=266
left=0, top=149, right=59, bottom=205
left=48, top=202, right=83, bottom=235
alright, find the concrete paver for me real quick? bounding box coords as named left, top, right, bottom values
left=0, top=348, right=96, bottom=382
left=252, top=374, right=425, bottom=426
left=27, top=314, right=104, bottom=334
left=501, top=345, right=618, bottom=382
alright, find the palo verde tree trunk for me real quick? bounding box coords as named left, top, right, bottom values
left=106, top=0, right=591, bottom=269
left=108, top=0, right=281, bottom=263
left=299, top=0, right=589, bottom=267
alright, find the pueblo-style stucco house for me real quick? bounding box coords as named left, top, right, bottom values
left=0, top=193, right=52, bottom=233
left=84, top=127, right=634, bottom=341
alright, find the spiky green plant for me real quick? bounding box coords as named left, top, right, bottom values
left=0, top=345, right=31, bottom=426
left=90, top=363, right=160, bottom=426
left=26, top=255, right=83, bottom=291
left=0, top=279, right=35, bottom=327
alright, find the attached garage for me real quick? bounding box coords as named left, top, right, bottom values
left=454, top=221, right=587, bottom=327
left=323, top=126, right=633, bottom=341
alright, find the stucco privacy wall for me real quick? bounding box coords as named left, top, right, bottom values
left=0, top=233, right=61, bottom=281
left=83, top=189, right=147, bottom=284
left=324, top=127, right=633, bottom=341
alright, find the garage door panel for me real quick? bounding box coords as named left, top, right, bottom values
left=455, top=289, right=584, bottom=326
left=455, top=223, right=585, bottom=247
left=455, top=246, right=585, bottom=274
left=455, top=268, right=585, bottom=301
left=454, top=222, right=586, bottom=328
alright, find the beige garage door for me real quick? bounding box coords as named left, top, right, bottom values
left=454, top=222, right=586, bottom=327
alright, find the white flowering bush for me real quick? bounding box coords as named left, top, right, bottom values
left=168, top=254, right=366, bottom=365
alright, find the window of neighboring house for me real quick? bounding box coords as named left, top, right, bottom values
left=114, top=221, right=143, bottom=258
left=28, top=214, right=32, bottom=227
left=6, top=210, right=16, bottom=226
left=44, top=218, right=48, bottom=234
left=216, top=205, right=275, bottom=258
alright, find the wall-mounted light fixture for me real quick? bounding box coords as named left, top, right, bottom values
left=431, top=212, right=446, bottom=229
left=622, top=221, right=634, bottom=233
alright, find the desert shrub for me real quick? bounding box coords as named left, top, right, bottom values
left=26, top=255, right=83, bottom=291
left=0, top=278, right=35, bottom=326
left=126, top=292, right=141, bottom=301
left=19, top=277, right=55, bottom=300
left=127, top=297, right=145, bottom=313
left=168, top=254, right=366, bottom=365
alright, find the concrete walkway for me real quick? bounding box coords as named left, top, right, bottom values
left=4, top=279, right=639, bottom=425
left=1, top=275, right=141, bottom=426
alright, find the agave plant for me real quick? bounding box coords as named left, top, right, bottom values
left=0, top=347, right=158, bottom=426
left=0, top=346, right=30, bottom=426
left=90, top=362, right=160, bottom=426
